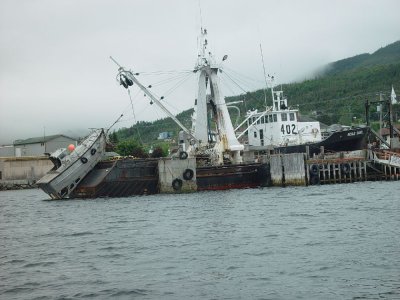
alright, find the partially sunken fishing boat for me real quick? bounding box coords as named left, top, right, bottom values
left=37, top=129, right=106, bottom=199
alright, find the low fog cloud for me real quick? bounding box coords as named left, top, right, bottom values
left=1, top=0, right=399, bottom=144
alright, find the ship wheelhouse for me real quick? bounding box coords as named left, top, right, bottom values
left=247, top=109, right=300, bottom=147
left=245, top=89, right=322, bottom=148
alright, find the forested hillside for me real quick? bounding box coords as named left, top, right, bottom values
left=115, top=40, right=400, bottom=145
left=240, top=62, right=400, bottom=126
left=116, top=109, right=193, bottom=143
left=322, top=41, right=400, bottom=76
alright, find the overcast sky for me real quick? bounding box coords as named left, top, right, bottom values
left=1, top=0, right=399, bottom=145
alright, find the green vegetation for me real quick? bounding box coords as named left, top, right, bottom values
left=116, top=139, right=147, bottom=157
left=116, top=110, right=192, bottom=144
left=322, top=41, right=400, bottom=76
left=112, top=136, right=170, bottom=158
left=150, top=144, right=169, bottom=158
left=113, top=40, right=400, bottom=149
left=108, top=131, right=119, bottom=144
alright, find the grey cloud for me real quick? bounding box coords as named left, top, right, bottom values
left=1, top=0, right=399, bottom=144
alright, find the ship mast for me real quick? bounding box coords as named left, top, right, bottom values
left=111, top=28, right=243, bottom=164
left=193, top=28, right=244, bottom=164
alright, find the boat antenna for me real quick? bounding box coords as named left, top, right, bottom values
left=259, top=43, right=269, bottom=109
left=198, top=0, right=203, bottom=30
left=110, top=56, right=122, bottom=68
left=107, top=114, right=124, bottom=134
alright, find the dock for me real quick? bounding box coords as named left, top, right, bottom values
left=267, top=149, right=400, bottom=187
left=0, top=156, right=53, bottom=190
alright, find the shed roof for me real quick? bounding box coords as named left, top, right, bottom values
left=13, top=134, right=76, bottom=146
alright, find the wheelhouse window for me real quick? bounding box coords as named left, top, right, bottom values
left=281, top=113, right=287, bottom=121
left=254, top=131, right=257, bottom=138
left=261, top=116, right=265, bottom=124
left=273, top=114, right=277, bottom=122
left=290, top=113, right=295, bottom=121
left=269, top=115, right=273, bottom=123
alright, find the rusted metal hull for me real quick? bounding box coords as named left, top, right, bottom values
left=196, top=163, right=269, bottom=191
left=71, top=159, right=159, bottom=198
left=70, top=158, right=269, bottom=199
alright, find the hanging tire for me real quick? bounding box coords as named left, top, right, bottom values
left=179, top=151, right=188, bottom=160
left=310, top=164, right=319, bottom=175
left=172, top=178, right=183, bottom=191
left=341, top=163, right=350, bottom=174
left=81, top=157, right=88, bottom=164
left=310, top=175, right=320, bottom=185
left=183, top=168, right=194, bottom=180
left=90, top=148, right=97, bottom=155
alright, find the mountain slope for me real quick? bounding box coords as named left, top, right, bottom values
left=322, top=40, right=400, bottom=76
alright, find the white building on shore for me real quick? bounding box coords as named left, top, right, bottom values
left=0, top=134, right=77, bottom=157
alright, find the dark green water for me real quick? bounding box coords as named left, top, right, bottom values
left=1, top=182, right=399, bottom=299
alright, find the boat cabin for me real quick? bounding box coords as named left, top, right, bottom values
left=246, top=90, right=322, bottom=147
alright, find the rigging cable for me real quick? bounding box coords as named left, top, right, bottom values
left=162, top=72, right=195, bottom=98
left=219, top=75, right=241, bottom=96
left=220, top=71, right=249, bottom=94
left=223, top=66, right=264, bottom=90
left=138, top=69, right=193, bottom=75
left=150, top=72, right=193, bottom=87
left=128, top=89, right=143, bottom=144
left=221, top=71, right=265, bottom=105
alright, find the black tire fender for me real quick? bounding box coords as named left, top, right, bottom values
left=172, top=178, right=183, bottom=191
left=179, top=151, right=188, bottom=160
left=81, top=157, right=88, bottom=164
left=341, top=163, right=350, bottom=174
left=310, top=164, right=319, bottom=175
left=183, top=168, right=194, bottom=180
left=90, top=148, right=97, bottom=155
left=310, top=175, right=320, bottom=185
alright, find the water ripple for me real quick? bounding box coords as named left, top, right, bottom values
left=0, top=182, right=399, bottom=299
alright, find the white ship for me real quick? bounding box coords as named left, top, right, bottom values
left=238, top=83, right=369, bottom=157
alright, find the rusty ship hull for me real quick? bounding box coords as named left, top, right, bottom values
left=71, top=159, right=159, bottom=198
left=196, top=163, right=269, bottom=191
left=70, top=158, right=269, bottom=198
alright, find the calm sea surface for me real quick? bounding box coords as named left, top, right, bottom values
left=1, top=182, right=399, bottom=300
